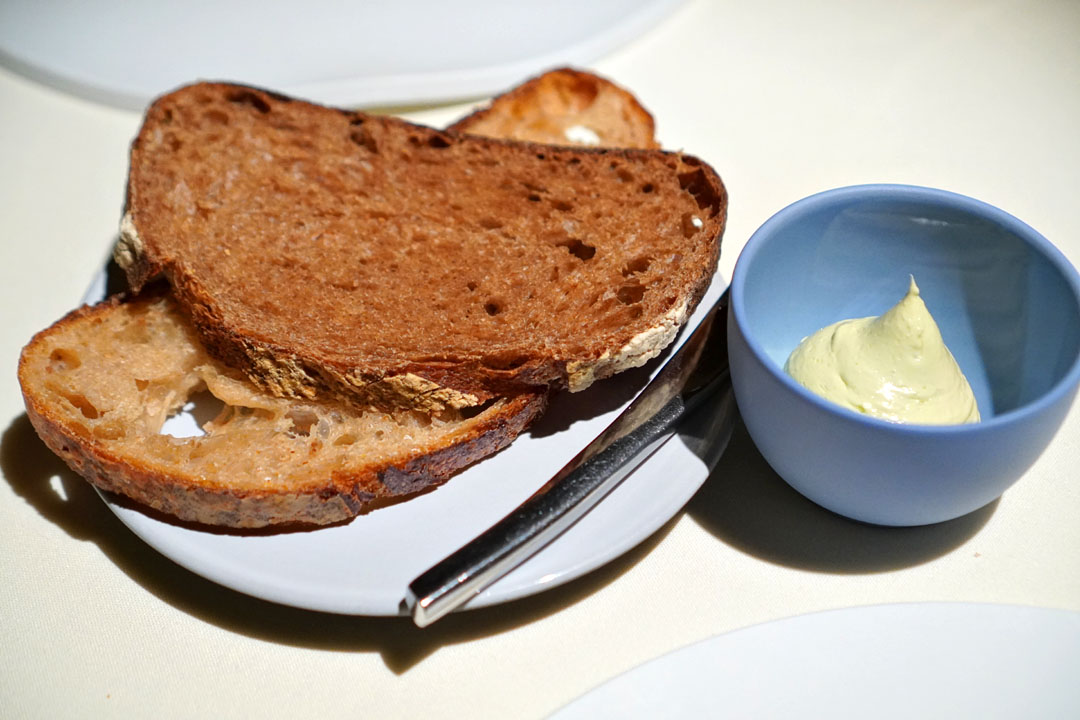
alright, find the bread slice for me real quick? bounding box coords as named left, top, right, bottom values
left=17, top=72, right=702, bottom=528
left=18, top=294, right=545, bottom=528
left=448, top=67, right=659, bottom=149
left=116, top=82, right=725, bottom=409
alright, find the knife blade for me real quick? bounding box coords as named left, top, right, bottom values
left=404, top=290, right=731, bottom=627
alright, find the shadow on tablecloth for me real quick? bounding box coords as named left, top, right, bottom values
left=685, top=419, right=996, bottom=573
left=2, top=413, right=674, bottom=672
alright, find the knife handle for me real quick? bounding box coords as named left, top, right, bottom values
left=405, top=389, right=691, bottom=626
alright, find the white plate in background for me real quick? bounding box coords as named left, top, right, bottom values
left=0, top=0, right=685, bottom=110
left=551, top=603, right=1080, bottom=719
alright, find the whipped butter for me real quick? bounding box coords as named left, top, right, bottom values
left=784, top=277, right=980, bottom=424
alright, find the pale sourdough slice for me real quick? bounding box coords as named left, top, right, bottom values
left=117, top=82, right=726, bottom=409
left=18, top=295, right=545, bottom=528
left=449, top=67, right=659, bottom=149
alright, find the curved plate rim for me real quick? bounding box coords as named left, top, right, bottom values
left=86, top=271, right=730, bottom=616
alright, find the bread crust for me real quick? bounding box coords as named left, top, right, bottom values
left=22, top=388, right=543, bottom=527
left=119, top=82, right=726, bottom=409
left=449, top=67, right=659, bottom=149
left=18, top=298, right=546, bottom=528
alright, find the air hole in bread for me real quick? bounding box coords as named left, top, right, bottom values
left=226, top=90, right=271, bottom=114
left=617, top=168, right=634, bottom=183
left=165, top=133, right=182, bottom=152
left=622, top=256, right=653, bottom=276
left=479, top=217, right=503, bottom=230
left=160, top=389, right=227, bottom=439
left=627, top=305, right=644, bottom=320
left=459, top=397, right=499, bottom=420
left=549, top=267, right=559, bottom=282
left=483, top=354, right=530, bottom=370
left=527, top=194, right=542, bottom=202
left=285, top=408, right=319, bottom=436
left=330, top=278, right=361, bottom=292
left=536, top=153, right=546, bottom=160
left=428, top=134, right=452, bottom=149
left=680, top=212, right=704, bottom=239
left=466, top=281, right=478, bottom=292
left=617, top=283, right=646, bottom=305
left=484, top=300, right=503, bottom=316
left=203, top=109, right=230, bottom=126
left=557, top=238, right=596, bottom=261
left=678, top=167, right=723, bottom=215
left=334, top=433, right=358, bottom=446
left=641, top=183, right=654, bottom=194
left=551, top=199, right=573, bottom=212
left=134, top=378, right=149, bottom=391
left=350, top=127, right=378, bottom=153
left=48, top=348, right=81, bottom=372
left=60, top=390, right=101, bottom=419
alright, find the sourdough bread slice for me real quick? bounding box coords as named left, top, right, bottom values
left=118, top=82, right=726, bottom=409
left=449, top=67, right=659, bottom=149
left=18, top=295, right=545, bottom=528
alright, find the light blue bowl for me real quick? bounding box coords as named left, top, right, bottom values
left=728, top=184, right=1080, bottom=526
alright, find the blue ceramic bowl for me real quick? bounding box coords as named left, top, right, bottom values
left=728, top=185, right=1080, bottom=526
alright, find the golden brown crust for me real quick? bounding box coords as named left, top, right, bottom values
left=449, top=67, right=659, bottom=149
left=18, top=298, right=546, bottom=528
left=22, top=389, right=543, bottom=527
left=121, top=82, right=726, bottom=408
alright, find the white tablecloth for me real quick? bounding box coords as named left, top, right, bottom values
left=3, top=1, right=1078, bottom=717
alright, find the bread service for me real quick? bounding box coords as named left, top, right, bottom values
left=18, top=69, right=727, bottom=527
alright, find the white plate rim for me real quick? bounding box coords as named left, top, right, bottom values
left=0, top=0, right=688, bottom=110
left=550, top=602, right=1080, bottom=719
left=84, top=270, right=730, bottom=616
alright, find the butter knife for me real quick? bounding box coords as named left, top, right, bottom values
left=404, top=291, right=731, bottom=627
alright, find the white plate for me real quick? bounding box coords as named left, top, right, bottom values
left=0, top=0, right=684, bottom=110
left=551, top=602, right=1080, bottom=719
left=83, top=271, right=731, bottom=615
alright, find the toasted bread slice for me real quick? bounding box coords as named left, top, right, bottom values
left=117, top=82, right=725, bottom=409
left=18, top=295, right=545, bottom=528
left=449, top=67, right=659, bottom=149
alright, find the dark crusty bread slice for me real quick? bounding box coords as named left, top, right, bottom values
left=18, top=294, right=545, bottom=528
left=116, top=82, right=726, bottom=409
left=449, top=67, right=659, bottom=149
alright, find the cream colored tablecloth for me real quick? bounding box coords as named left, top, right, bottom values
left=3, top=1, right=1079, bottom=717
